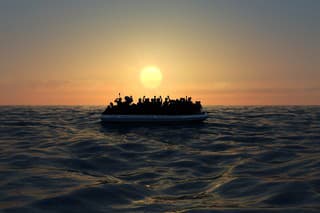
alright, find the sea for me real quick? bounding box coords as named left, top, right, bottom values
left=0, top=106, right=319, bottom=212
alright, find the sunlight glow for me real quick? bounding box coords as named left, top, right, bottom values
left=140, top=66, right=163, bottom=89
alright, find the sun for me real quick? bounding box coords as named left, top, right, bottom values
left=140, top=66, right=163, bottom=89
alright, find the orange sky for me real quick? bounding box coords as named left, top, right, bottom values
left=1, top=1, right=319, bottom=105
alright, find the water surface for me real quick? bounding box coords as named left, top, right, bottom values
left=0, top=106, right=320, bottom=212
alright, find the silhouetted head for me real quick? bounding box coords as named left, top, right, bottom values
left=124, top=96, right=133, bottom=104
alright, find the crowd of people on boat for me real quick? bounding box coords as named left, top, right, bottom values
left=103, top=95, right=203, bottom=115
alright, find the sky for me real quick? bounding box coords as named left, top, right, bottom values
left=0, top=0, right=319, bottom=105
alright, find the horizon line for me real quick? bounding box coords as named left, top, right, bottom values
left=1, top=104, right=319, bottom=107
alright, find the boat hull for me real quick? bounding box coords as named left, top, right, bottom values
left=101, top=112, right=208, bottom=123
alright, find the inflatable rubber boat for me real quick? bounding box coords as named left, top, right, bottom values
left=101, top=95, right=208, bottom=123
left=101, top=112, right=208, bottom=123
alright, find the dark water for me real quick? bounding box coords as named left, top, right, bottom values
left=0, top=106, right=320, bottom=212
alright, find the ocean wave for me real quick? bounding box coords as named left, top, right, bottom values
left=1, top=106, right=320, bottom=212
